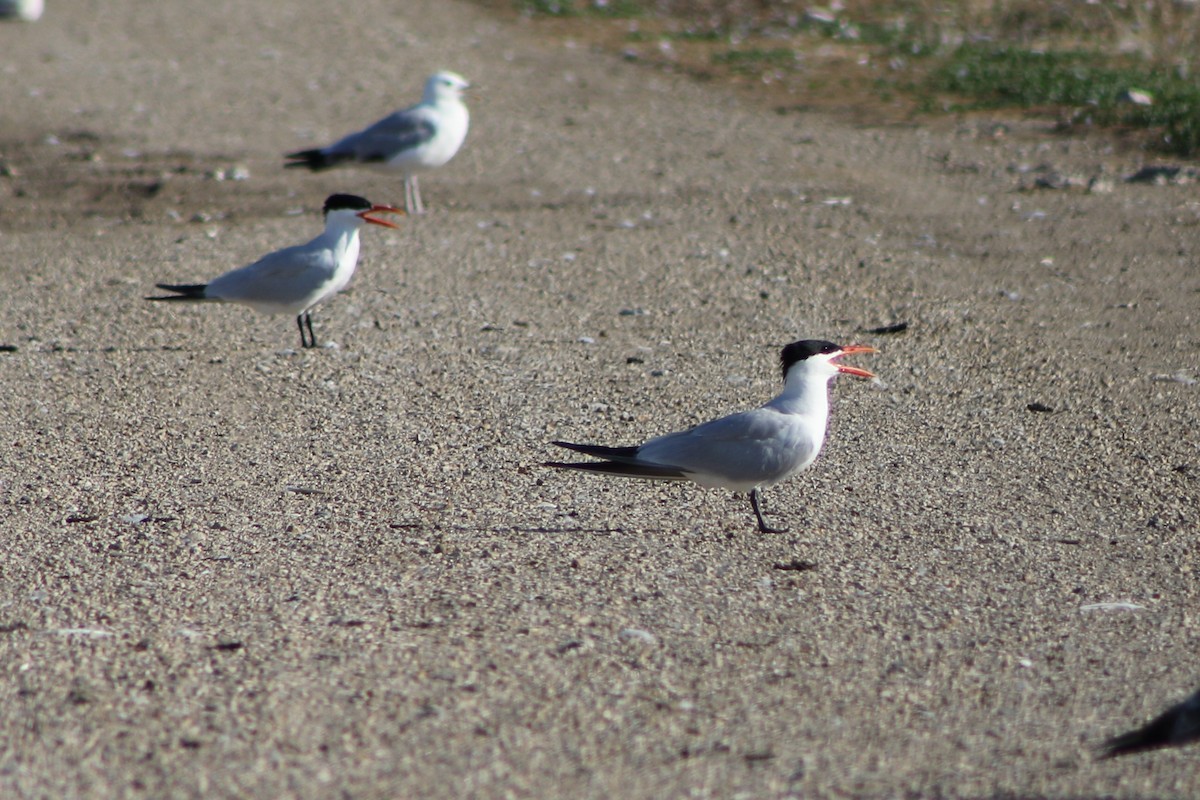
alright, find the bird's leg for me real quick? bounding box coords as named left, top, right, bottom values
left=303, top=312, right=317, bottom=348
left=297, top=313, right=317, bottom=348
left=750, top=488, right=787, bottom=534
left=404, top=176, right=416, bottom=215
left=411, top=174, right=424, bottom=215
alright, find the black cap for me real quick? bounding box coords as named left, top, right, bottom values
left=323, top=194, right=373, bottom=215
left=780, top=340, right=841, bottom=380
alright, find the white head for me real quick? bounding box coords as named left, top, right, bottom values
left=321, top=193, right=404, bottom=231
left=423, top=71, right=470, bottom=104
left=780, top=339, right=876, bottom=386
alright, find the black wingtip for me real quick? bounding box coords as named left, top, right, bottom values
left=550, top=441, right=641, bottom=461
left=284, top=149, right=345, bottom=172
left=1098, top=734, right=1150, bottom=760
left=1096, top=697, right=1200, bottom=759
left=146, top=283, right=207, bottom=301
left=544, top=459, right=689, bottom=481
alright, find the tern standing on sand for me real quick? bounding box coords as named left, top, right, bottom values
left=147, top=194, right=402, bottom=349
left=546, top=340, right=877, bottom=533
left=285, top=71, right=470, bottom=215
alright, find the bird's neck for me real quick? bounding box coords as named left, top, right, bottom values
left=428, top=92, right=462, bottom=112
left=318, top=223, right=362, bottom=264
left=767, top=369, right=832, bottom=419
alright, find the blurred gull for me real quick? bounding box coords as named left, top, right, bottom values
left=285, top=71, right=470, bottom=215
left=0, top=0, right=43, bottom=21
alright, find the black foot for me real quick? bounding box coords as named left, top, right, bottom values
left=749, top=489, right=787, bottom=534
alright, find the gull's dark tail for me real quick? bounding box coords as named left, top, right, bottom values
left=146, top=283, right=209, bottom=302
left=1100, top=722, right=1173, bottom=759
left=1099, top=708, right=1199, bottom=759
left=284, top=148, right=354, bottom=171
left=544, top=441, right=688, bottom=480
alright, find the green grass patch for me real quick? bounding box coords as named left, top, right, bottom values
left=502, top=0, right=1200, bottom=155
left=929, top=45, right=1200, bottom=153
left=933, top=47, right=1129, bottom=107
left=517, top=0, right=643, bottom=17
left=797, top=13, right=929, bottom=52
left=713, top=47, right=797, bottom=74
left=625, top=28, right=728, bottom=43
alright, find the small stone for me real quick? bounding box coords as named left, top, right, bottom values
left=619, top=628, right=657, bottom=645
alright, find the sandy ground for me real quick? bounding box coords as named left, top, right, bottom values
left=1, top=1, right=1198, bottom=797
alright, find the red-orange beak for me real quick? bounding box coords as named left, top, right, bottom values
left=359, top=205, right=405, bottom=229
left=833, top=343, right=877, bottom=379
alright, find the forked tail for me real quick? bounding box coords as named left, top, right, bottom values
left=146, top=283, right=209, bottom=302
left=543, top=460, right=689, bottom=481
left=545, top=442, right=688, bottom=480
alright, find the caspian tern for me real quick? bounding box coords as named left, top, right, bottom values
left=546, top=340, right=877, bottom=533
left=1101, top=686, right=1200, bottom=759
left=147, top=194, right=402, bottom=349
left=284, top=71, right=470, bottom=215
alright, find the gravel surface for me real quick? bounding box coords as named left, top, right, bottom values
left=1, top=1, right=1198, bottom=797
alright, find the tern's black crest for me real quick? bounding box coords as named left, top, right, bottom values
left=780, top=340, right=841, bottom=380
left=323, top=194, right=373, bottom=215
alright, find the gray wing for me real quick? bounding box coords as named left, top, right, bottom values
left=206, top=244, right=335, bottom=306
left=329, top=107, right=437, bottom=162
left=637, top=408, right=814, bottom=485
